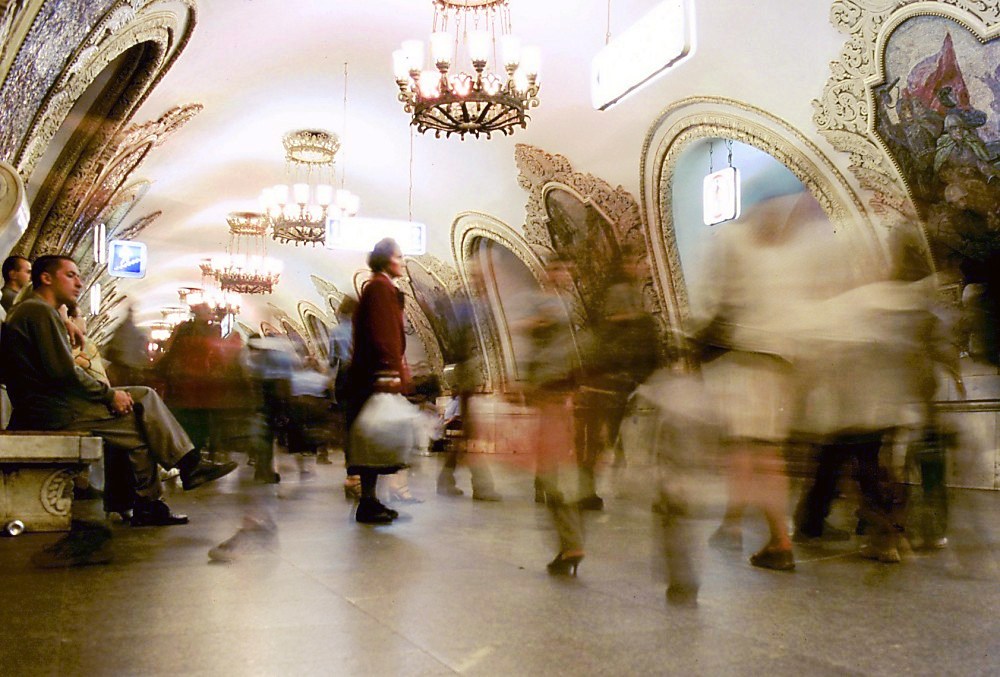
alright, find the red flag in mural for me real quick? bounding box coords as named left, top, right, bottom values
left=905, top=32, right=971, bottom=112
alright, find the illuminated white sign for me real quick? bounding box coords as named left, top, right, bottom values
left=89, top=282, right=101, bottom=316
left=107, top=239, right=147, bottom=278
left=325, top=217, right=427, bottom=255
left=703, top=167, right=741, bottom=226
left=591, top=0, right=692, bottom=110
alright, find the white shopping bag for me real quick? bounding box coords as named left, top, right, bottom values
left=349, top=393, right=422, bottom=468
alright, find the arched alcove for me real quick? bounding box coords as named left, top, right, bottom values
left=640, top=97, right=880, bottom=336
left=451, top=211, right=580, bottom=392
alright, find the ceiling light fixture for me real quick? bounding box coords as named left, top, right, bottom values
left=204, top=211, right=283, bottom=295
left=259, top=130, right=360, bottom=246
left=393, top=0, right=541, bottom=139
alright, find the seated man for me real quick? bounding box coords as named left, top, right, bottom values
left=0, top=255, right=237, bottom=526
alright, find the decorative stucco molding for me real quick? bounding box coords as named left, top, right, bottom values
left=1, top=0, right=196, bottom=176
left=24, top=102, right=201, bottom=258
left=513, top=143, right=667, bottom=356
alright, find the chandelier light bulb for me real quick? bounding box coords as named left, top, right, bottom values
left=483, top=74, right=502, bottom=95
left=513, top=68, right=530, bottom=93
left=402, top=40, right=424, bottom=71
left=501, top=35, right=521, bottom=67
left=392, top=49, right=411, bottom=80
left=449, top=73, right=473, bottom=97
left=520, top=45, right=541, bottom=76
left=430, top=31, right=453, bottom=66
left=418, top=70, right=441, bottom=98
left=292, top=182, right=310, bottom=204
left=315, top=184, right=334, bottom=206
left=467, top=30, right=490, bottom=64
left=273, top=184, right=290, bottom=206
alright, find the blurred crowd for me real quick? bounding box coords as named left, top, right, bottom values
left=1, top=195, right=983, bottom=608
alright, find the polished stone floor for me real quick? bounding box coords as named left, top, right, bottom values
left=2, top=451, right=999, bottom=676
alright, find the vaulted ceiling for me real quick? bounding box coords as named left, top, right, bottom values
left=87, top=0, right=849, bottom=328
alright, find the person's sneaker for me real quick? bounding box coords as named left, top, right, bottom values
left=181, top=459, right=239, bottom=490
left=437, top=485, right=464, bottom=497
left=472, top=491, right=502, bottom=502
left=576, top=494, right=604, bottom=511
left=31, top=530, right=113, bottom=568
left=131, top=499, right=189, bottom=527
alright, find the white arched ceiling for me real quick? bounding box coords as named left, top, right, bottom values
left=122, top=0, right=855, bottom=328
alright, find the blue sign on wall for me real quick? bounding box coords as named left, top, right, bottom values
left=107, top=240, right=147, bottom=278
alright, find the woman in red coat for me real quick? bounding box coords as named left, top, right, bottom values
left=345, top=237, right=410, bottom=524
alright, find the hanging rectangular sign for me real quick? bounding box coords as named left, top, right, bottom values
left=107, top=239, right=147, bottom=278
left=325, top=217, right=427, bottom=255
left=591, top=0, right=692, bottom=110
left=703, top=166, right=741, bottom=226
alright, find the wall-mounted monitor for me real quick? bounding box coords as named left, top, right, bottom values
left=107, top=239, right=147, bottom=278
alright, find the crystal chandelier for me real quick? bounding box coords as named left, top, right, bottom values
left=393, top=0, right=541, bottom=139
left=204, top=212, right=282, bottom=295
left=259, top=130, right=360, bottom=246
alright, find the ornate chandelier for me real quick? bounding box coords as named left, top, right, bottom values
left=179, top=286, right=243, bottom=322
left=393, top=0, right=541, bottom=139
left=203, top=212, right=282, bottom=295
left=259, top=130, right=360, bottom=246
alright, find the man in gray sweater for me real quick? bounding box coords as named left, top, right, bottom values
left=1, top=255, right=237, bottom=527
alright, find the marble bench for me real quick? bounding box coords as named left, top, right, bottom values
left=0, top=431, right=103, bottom=535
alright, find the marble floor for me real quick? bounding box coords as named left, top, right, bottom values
left=2, top=451, right=999, bottom=676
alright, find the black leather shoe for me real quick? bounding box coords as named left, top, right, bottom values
left=130, top=500, right=189, bottom=527
left=181, top=459, right=239, bottom=490
left=356, top=500, right=394, bottom=525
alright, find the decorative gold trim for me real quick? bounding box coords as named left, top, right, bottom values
left=24, top=103, right=201, bottom=258
left=640, top=96, right=880, bottom=345
left=297, top=300, right=332, bottom=361
left=451, top=210, right=556, bottom=391
left=403, top=254, right=467, bottom=374
left=14, top=0, right=197, bottom=179
left=813, top=0, right=999, bottom=269
left=310, top=275, right=348, bottom=317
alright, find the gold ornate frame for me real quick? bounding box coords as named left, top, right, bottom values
left=813, top=0, right=1000, bottom=220
left=640, top=96, right=880, bottom=336
left=451, top=210, right=560, bottom=391
left=514, top=143, right=665, bottom=333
